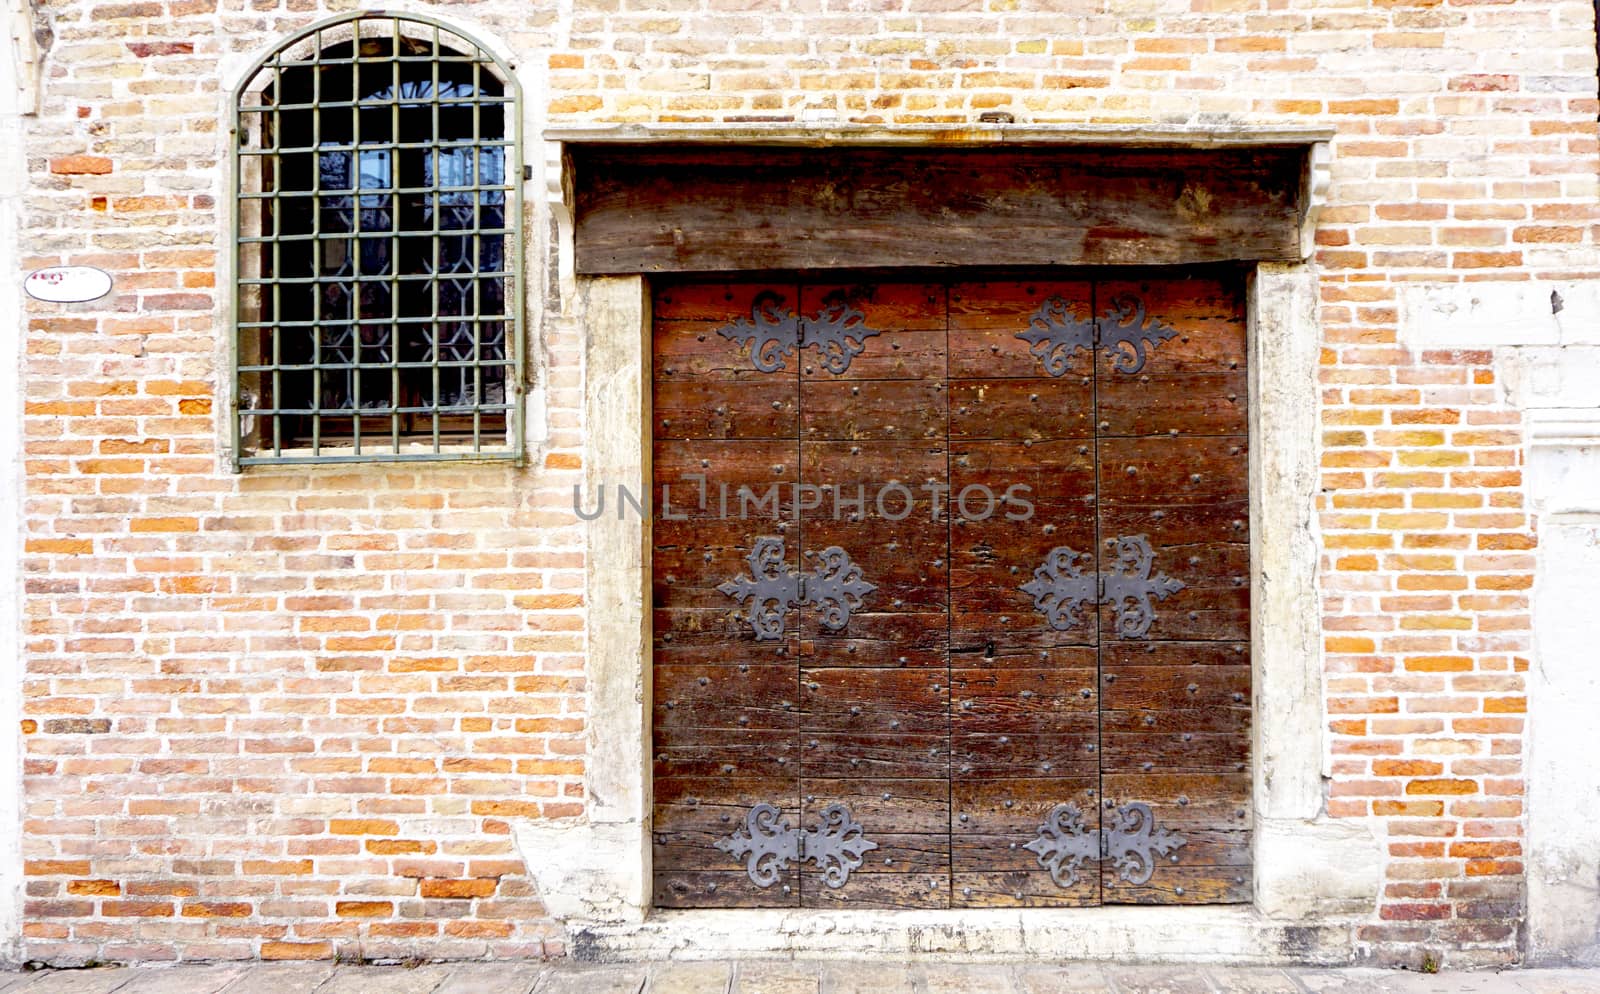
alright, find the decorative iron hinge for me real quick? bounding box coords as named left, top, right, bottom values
left=715, top=291, right=883, bottom=375
left=1019, top=534, right=1184, bottom=639
left=718, top=537, right=876, bottom=640
left=1016, top=292, right=1179, bottom=377
left=1023, top=801, right=1186, bottom=888
left=715, top=802, right=879, bottom=889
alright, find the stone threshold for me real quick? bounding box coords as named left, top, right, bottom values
left=567, top=907, right=1359, bottom=965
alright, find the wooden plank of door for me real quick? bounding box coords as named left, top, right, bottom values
left=651, top=281, right=802, bottom=909
left=948, top=280, right=1102, bottom=908
left=797, top=283, right=952, bottom=909
left=1092, top=276, right=1253, bottom=906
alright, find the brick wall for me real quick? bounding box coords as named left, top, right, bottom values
left=16, top=0, right=1599, bottom=968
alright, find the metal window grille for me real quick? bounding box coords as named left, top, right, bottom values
left=230, top=13, right=524, bottom=467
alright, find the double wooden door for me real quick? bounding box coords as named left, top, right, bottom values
left=650, top=274, right=1251, bottom=909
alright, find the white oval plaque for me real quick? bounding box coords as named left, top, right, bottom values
left=24, top=266, right=112, bottom=303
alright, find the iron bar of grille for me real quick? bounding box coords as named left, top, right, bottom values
left=230, top=12, right=524, bottom=468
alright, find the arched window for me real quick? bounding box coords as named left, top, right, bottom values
left=231, top=14, right=522, bottom=465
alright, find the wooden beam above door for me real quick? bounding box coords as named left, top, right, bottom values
left=563, top=140, right=1317, bottom=275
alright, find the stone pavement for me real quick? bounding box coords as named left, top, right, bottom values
left=0, top=962, right=1597, bottom=994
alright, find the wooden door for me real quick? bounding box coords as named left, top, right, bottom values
left=650, top=274, right=1251, bottom=910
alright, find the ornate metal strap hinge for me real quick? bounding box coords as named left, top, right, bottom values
left=715, top=802, right=879, bottom=889
left=1024, top=801, right=1186, bottom=888
left=1016, top=292, right=1179, bottom=377
left=719, top=536, right=876, bottom=640
left=1019, top=534, right=1184, bottom=639
left=716, top=291, right=883, bottom=375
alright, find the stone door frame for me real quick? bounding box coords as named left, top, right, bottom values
left=515, top=128, right=1384, bottom=963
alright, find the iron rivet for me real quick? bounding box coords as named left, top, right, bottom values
left=1179, top=796, right=1190, bottom=806
left=1175, top=887, right=1185, bottom=896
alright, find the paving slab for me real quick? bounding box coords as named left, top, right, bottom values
left=648, top=961, right=731, bottom=994
left=539, top=965, right=646, bottom=994
left=816, top=962, right=917, bottom=994
left=1015, top=965, right=1114, bottom=994
left=8, top=969, right=137, bottom=994
left=729, top=962, right=817, bottom=994
left=1103, top=966, right=1211, bottom=994
left=1202, top=967, right=1303, bottom=994
left=218, top=963, right=339, bottom=994
left=920, top=963, right=1015, bottom=994
left=106, top=966, right=247, bottom=994
left=431, top=962, right=546, bottom=994
left=1511, top=970, right=1600, bottom=994
left=316, top=965, right=455, bottom=994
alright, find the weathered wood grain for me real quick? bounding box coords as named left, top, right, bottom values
left=649, top=275, right=1255, bottom=910
left=575, top=145, right=1307, bottom=273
